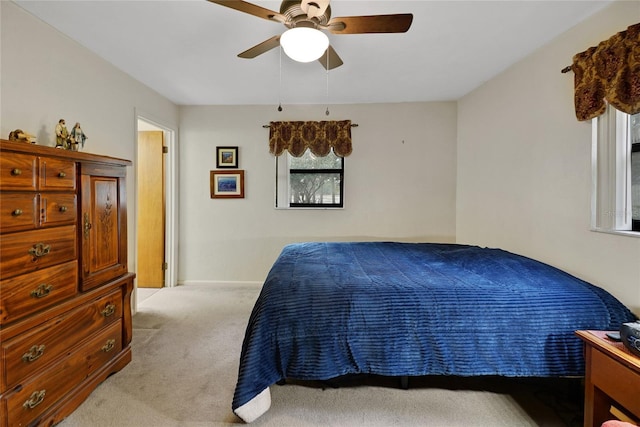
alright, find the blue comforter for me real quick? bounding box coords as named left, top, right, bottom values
left=232, top=242, right=636, bottom=420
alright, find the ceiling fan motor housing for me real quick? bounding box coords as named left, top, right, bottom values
left=280, top=0, right=331, bottom=28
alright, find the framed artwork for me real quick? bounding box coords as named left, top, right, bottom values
left=210, top=170, right=244, bottom=199
left=216, top=146, right=239, bottom=168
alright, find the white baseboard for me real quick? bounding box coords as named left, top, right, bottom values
left=176, top=280, right=263, bottom=288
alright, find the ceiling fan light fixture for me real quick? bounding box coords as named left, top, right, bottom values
left=280, top=27, right=329, bottom=63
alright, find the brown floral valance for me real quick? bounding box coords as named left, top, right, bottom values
left=268, top=120, right=353, bottom=157
left=571, top=22, right=640, bottom=121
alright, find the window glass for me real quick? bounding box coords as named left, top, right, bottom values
left=275, top=149, right=344, bottom=208
left=631, top=113, right=639, bottom=230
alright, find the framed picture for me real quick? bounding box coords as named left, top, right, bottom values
left=210, top=170, right=244, bottom=199
left=216, top=146, right=239, bottom=168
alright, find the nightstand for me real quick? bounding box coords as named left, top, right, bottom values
left=575, top=330, right=640, bottom=427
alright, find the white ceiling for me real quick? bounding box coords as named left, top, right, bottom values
left=14, top=0, right=612, bottom=106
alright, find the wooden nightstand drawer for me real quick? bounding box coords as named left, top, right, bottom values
left=0, top=226, right=77, bottom=279
left=0, top=260, right=78, bottom=326
left=3, top=320, right=122, bottom=427
left=0, top=153, right=36, bottom=191
left=41, top=193, right=77, bottom=227
left=591, top=348, right=640, bottom=416
left=38, top=158, right=76, bottom=191
left=0, top=193, right=38, bottom=233
left=1, top=288, right=122, bottom=392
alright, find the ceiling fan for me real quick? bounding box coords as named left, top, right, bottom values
left=208, top=0, right=413, bottom=70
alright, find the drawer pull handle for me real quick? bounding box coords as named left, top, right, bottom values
left=22, top=345, right=46, bottom=362
left=28, top=243, right=51, bottom=258
left=59, top=205, right=68, bottom=213
left=58, top=171, right=66, bottom=178
left=12, top=209, right=23, bottom=216
left=11, top=168, right=22, bottom=176
left=101, top=303, right=116, bottom=317
left=30, top=283, right=53, bottom=298
left=83, top=213, right=92, bottom=239
left=102, top=339, right=116, bottom=353
left=23, top=390, right=46, bottom=410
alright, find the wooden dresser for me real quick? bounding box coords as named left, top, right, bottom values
left=0, top=139, right=134, bottom=426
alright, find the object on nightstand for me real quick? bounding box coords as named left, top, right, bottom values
left=620, top=321, right=640, bottom=357
left=601, top=417, right=637, bottom=427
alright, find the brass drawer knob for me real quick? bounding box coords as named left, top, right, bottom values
left=101, top=339, right=116, bottom=353
left=58, top=171, right=66, bottom=178
left=22, top=345, right=46, bottom=363
left=59, top=205, right=68, bottom=213
left=28, top=243, right=51, bottom=258
left=12, top=209, right=23, bottom=216
left=101, top=303, right=116, bottom=317
left=11, top=168, right=22, bottom=176
left=30, top=283, right=53, bottom=298
left=23, top=390, right=46, bottom=410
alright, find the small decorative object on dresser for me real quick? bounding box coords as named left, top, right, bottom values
left=69, top=122, right=88, bottom=151
left=54, top=119, right=71, bottom=149
left=575, top=330, right=640, bottom=427
left=0, top=138, right=134, bottom=427
left=8, top=129, right=36, bottom=144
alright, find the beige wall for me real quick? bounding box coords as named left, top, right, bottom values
left=1, top=1, right=180, bottom=275
left=179, top=103, right=458, bottom=282
left=456, top=0, right=640, bottom=313
left=3, top=1, right=638, bottom=313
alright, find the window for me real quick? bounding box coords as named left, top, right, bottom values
left=632, top=115, right=640, bottom=231
left=592, top=106, right=640, bottom=234
left=275, top=149, right=344, bottom=208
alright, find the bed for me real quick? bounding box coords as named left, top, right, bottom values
left=232, top=242, right=637, bottom=422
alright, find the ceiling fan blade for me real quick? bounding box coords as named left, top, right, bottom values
left=238, top=35, right=281, bottom=58
left=327, top=14, right=413, bottom=34
left=317, top=45, right=343, bottom=70
left=207, top=0, right=285, bottom=23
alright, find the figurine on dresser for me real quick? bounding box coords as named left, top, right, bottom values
left=69, top=122, right=87, bottom=151
left=55, top=118, right=71, bottom=149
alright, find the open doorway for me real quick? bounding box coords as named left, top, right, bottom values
left=135, top=116, right=177, bottom=305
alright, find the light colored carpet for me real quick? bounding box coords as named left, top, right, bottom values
left=59, top=284, right=583, bottom=427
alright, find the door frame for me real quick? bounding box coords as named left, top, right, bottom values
left=134, top=111, right=178, bottom=292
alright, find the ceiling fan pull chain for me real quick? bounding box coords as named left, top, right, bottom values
left=278, top=46, right=283, bottom=112
left=325, top=49, right=330, bottom=116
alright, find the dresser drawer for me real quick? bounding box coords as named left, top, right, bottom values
left=38, top=157, right=76, bottom=191
left=0, top=193, right=37, bottom=233
left=0, top=261, right=78, bottom=326
left=41, top=193, right=77, bottom=227
left=0, top=153, right=36, bottom=191
left=591, top=348, right=640, bottom=416
left=3, top=320, right=123, bottom=427
left=0, top=226, right=76, bottom=279
left=1, top=287, right=123, bottom=391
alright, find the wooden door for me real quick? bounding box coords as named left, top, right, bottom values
left=137, top=131, right=165, bottom=288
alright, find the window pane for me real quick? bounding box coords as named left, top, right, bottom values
left=290, top=172, right=341, bottom=206
left=289, top=150, right=342, bottom=170
left=632, top=113, right=639, bottom=230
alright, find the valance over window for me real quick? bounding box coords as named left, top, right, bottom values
left=268, top=120, right=353, bottom=157
left=571, top=22, right=640, bottom=121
